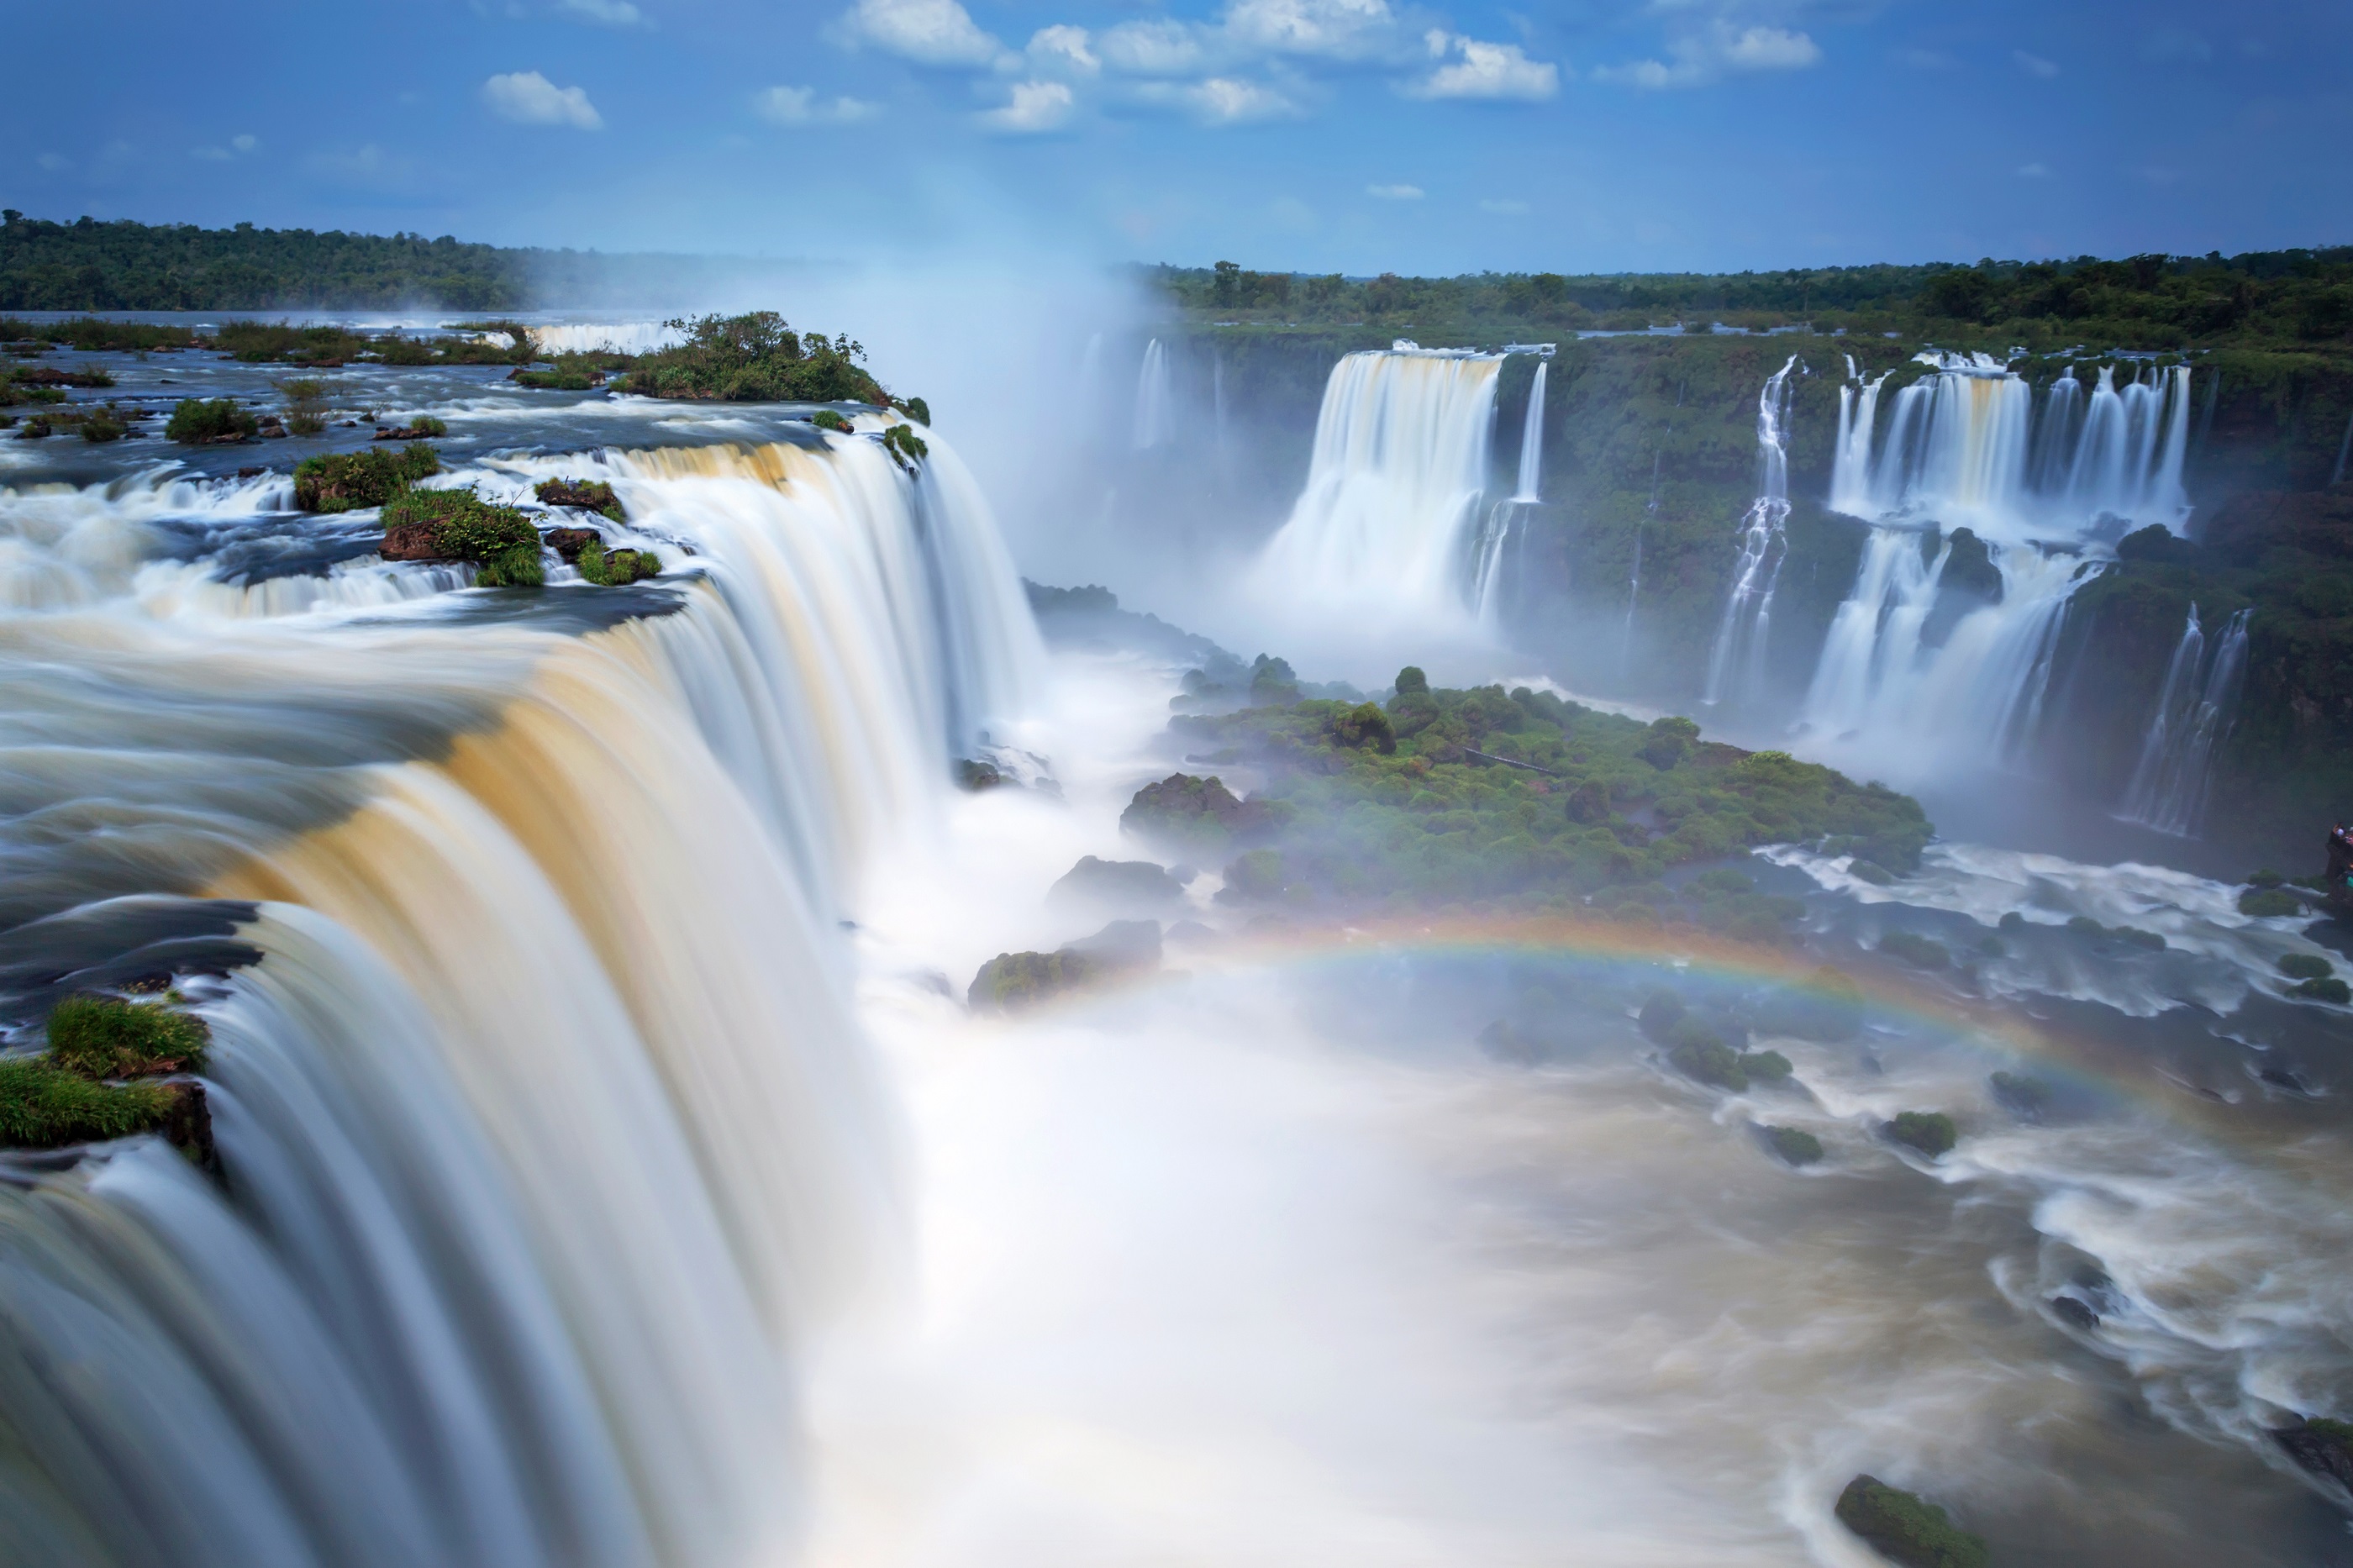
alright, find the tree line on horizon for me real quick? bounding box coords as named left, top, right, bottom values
left=1156, top=249, right=2353, bottom=352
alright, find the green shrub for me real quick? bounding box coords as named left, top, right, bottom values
left=165, top=397, right=258, bottom=444
left=382, top=487, right=539, bottom=566
left=1887, top=1111, right=1958, bottom=1158
left=576, top=545, right=659, bottom=585
left=46, top=994, right=208, bottom=1077
left=2279, top=952, right=2335, bottom=981
left=1220, top=849, right=1287, bottom=902
left=625, top=311, right=892, bottom=404
left=1879, top=930, right=1950, bottom=970
left=0, top=1060, right=177, bottom=1147
left=1637, top=989, right=1686, bottom=1042
left=409, top=415, right=447, bottom=437
left=1834, top=1476, right=1987, bottom=1568
left=294, top=443, right=440, bottom=512
left=2241, top=887, right=2304, bottom=918
left=1744, top=1048, right=1792, bottom=1081
left=279, top=376, right=332, bottom=435
left=901, top=395, right=931, bottom=424
left=1394, top=665, right=1429, bottom=695
left=1990, top=1071, right=2054, bottom=1117
left=80, top=414, right=124, bottom=442
left=1849, top=859, right=1896, bottom=885
left=881, top=422, right=929, bottom=471
left=1331, top=702, right=1396, bottom=753
left=812, top=409, right=852, bottom=433
left=474, top=545, right=545, bottom=588
left=1766, top=1126, right=1823, bottom=1165
left=2292, top=976, right=2352, bottom=1004
left=2247, top=869, right=2286, bottom=888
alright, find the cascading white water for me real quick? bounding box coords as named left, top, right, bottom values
left=1511, top=360, right=1547, bottom=504
left=2119, top=605, right=2251, bottom=836
left=1255, top=347, right=1503, bottom=632
left=1796, top=355, right=2195, bottom=782
left=1702, top=355, right=1798, bottom=707
left=0, top=422, right=1043, bottom=1566
left=1132, top=339, right=1175, bottom=451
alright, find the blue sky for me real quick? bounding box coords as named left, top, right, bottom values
left=4, top=0, right=2347, bottom=274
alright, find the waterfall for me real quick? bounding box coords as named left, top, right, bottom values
left=1828, top=355, right=2194, bottom=540
left=1797, top=529, right=2093, bottom=782
left=1703, top=355, right=1798, bottom=706
left=1254, top=346, right=1503, bottom=629
left=1133, top=338, right=1175, bottom=451
left=1511, top=360, right=1547, bottom=503
left=1798, top=354, right=2192, bottom=781
left=0, top=424, right=1043, bottom=1565
left=2119, top=605, right=2251, bottom=835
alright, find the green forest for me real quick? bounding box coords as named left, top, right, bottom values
left=0, top=211, right=608, bottom=310
left=1154, top=249, right=2353, bottom=354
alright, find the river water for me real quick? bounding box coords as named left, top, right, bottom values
left=3, top=334, right=2350, bottom=1566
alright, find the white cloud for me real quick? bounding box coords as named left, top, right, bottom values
left=1480, top=198, right=1530, bottom=215
left=2013, top=49, right=2059, bottom=77
left=2017, top=161, right=2052, bottom=178
left=841, top=0, right=1006, bottom=67
left=482, top=71, right=604, bottom=128
left=1185, top=76, right=1301, bottom=124
left=34, top=153, right=68, bottom=171
left=1599, top=20, right=1820, bottom=88
left=755, top=86, right=881, bottom=125
left=192, top=146, right=232, bottom=161
left=1099, top=18, right=1205, bottom=74
left=1366, top=182, right=1424, bottom=199
left=1411, top=30, right=1559, bottom=100
left=556, top=0, right=642, bottom=25
left=1027, top=24, right=1100, bottom=75
left=231, top=134, right=256, bottom=153
left=1221, top=0, right=1395, bottom=59
left=980, top=79, right=1074, bottom=132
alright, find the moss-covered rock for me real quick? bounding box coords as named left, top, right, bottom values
left=967, top=921, right=1161, bottom=1011
left=576, top=545, right=659, bottom=586
left=165, top=397, right=258, bottom=444
left=1886, top=1111, right=1958, bottom=1158
left=2278, top=951, right=2335, bottom=981
left=2240, top=887, right=2305, bottom=918
left=46, top=993, right=208, bottom=1078
left=534, top=476, right=624, bottom=520
left=1122, top=773, right=1275, bottom=855
left=1765, top=1125, right=1823, bottom=1165
left=2274, top=1418, right=2353, bottom=1491
left=0, top=994, right=212, bottom=1155
left=1834, top=1476, right=1987, bottom=1568
left=1050, top=855, right=1185, bottom=911
left=294, top=443, right=440, bottom=513
left=1878, top=930, right=1950, bottom=970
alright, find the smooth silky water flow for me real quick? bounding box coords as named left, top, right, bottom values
left=4, top=336, right=2353, bottom=1568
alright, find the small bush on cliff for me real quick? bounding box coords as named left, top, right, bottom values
left=294, top=443, right=440, bottom=512
left=812, top=409, right=852, bottom=433
left=166, top=397, right=257, bottom=444
left=625, top=312, right=892, bottom=405
left=881, top=422, right=929, bottom=471
left=534, top=476, right=623, bottom=519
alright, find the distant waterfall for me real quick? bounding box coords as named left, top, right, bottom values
left=1255, top=346, right=1503, bottom=627
left=1703, top=355, right=1798, bottom=706
left=1794, top=354, right=2192, bottom=782
left=1829, top=355, right=2193, bottom=539
left=2119, top=605, right=2251, bottom=836
left=1512, top=360, right=1548, bottom=503
left=1133, top=339, right=1176, bottom=451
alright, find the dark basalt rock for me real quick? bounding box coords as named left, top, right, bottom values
left=542, top=527, right=601, bottom=561
left=2275, top=1420, right=2353, bottom=1491
left=2048, top=1294, right=2099, bottom=1331
left=379, top=522, right=453, bottom=562
left=1050, top=855, right=1185, bottom=911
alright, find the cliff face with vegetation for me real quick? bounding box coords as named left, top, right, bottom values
left=1168, top=250, right=2353, bottom=857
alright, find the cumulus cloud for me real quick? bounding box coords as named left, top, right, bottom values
left=1410, top=30, right=1560, bottom=99
left=1366, top=182, right=1424, bottom=198
left=1184, top=76, right=1302, bottom=124
left=1027, top=24, right=1100, bottom=75
left=840, top=0, right=1007, bottom=67
left=1099, top=19, right=1206, bottom=74
left=1599, top=20, right=1820, bottom=88
left=1221, top=0, right=1396, bottom=59
left=556, top=0, right=642, bottom=25
left=755, top=86, right=881, bottom=125
left=2013, top=49, right=2059, bottom=77
left=980, top=79, right=1075, bottom=132
left=482, top=71, right=604, bottom=128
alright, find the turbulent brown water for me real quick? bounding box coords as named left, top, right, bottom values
left=2, top=334, right=2351, bottom=1566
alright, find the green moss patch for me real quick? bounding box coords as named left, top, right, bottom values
left=0, top=993, right=211, bottom=1152
left=1834, top=1476, right=1987, bottom=1568
left=1886, top=1111, right=1959, bottom=1159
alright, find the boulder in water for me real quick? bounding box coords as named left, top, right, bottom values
left=2273, top=1419, right=2353, bottom=1491
left=1833, top=1476, right=1987, bottom=1568
left=542, top=526, right=602, bottom=561
left=1763, top=1125, right=1822, bottom=1165
left=1122, top=772, right=1270, bottom=853
left=967, top=920, right=1162, bottom=1012
left=1885, top=1110, right=1958, bottom=1158
left=2048, top=1294, right=2100, bottom=1331
left=1050, top=855, right=1184, bottom=913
